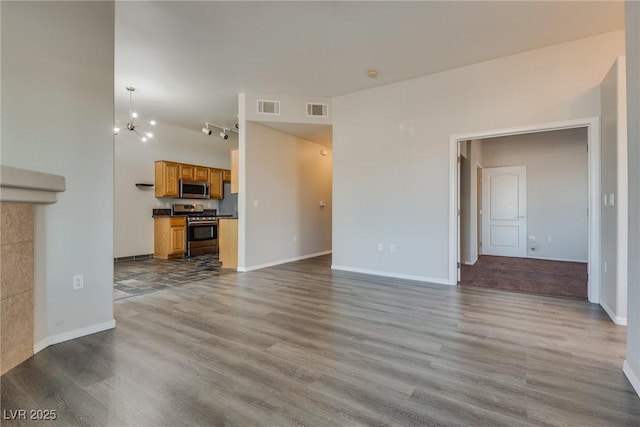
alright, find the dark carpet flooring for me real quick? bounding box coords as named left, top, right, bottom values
left=461, top=256, right=588, bottom=299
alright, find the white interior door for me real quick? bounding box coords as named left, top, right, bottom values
left=482, top=166, right=527, bottom=257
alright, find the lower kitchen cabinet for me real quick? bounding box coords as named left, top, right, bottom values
left=154, top=217, right=186, bottom=259
left=218, top=218, right=238, bottom=268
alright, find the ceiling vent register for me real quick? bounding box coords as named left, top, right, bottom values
left=306, top=103, right=329, bottom=117
left=257, top=100, right=281, bottom=115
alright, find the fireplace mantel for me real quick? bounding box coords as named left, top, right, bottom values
left=1, top=165, right=65, bottom=374
left=1, top=165, right=65, bottom=203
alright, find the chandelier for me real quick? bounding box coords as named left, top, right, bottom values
left=114, top=86, right=156, bottom=142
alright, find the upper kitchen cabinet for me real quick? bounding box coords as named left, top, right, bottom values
left=222, top=169, right=231, bottom=182
left=179, top=164, right=195, bottom=180
left=209, top=168, right=223, bottom=199
left=156, top=160, right=224, bottom=198
left=231, top=148, right=239, bottom=194
left=194, top=166, right=209, bottom=182
left=155, top=161, right=179, bottom=197
left=179, top=164, right=208, bottom=181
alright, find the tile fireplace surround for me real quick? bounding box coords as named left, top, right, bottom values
left=0, top=165, right=65, bottom=374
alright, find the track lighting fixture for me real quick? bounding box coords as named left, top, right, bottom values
left=202, top=122, right=237, bottom=140
left=114, top=86, right=156, bottom=142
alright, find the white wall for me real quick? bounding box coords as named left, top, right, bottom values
left=243, top=121, right=332, bottom=269
left=332, top=30, right=624, bottom=283
left=114, top=122, right=235, bottom=258
left=1, top=2, right=115, bottom=346
left=481, top=128, right=588, bottom=262
left=600, top=56, right=628, bottom=325
left=624, top=0, right=640, bottom=398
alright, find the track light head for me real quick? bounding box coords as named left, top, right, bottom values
left=203, top=122, right=235, bottom=139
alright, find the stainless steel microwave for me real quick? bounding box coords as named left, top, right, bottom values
left=179, top=180, right=210, bottom=199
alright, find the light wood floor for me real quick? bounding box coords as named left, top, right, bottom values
left=2, top=255, right=639, bottom=426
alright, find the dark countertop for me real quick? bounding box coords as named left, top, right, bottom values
left=151, top=211, right=238, bottom=220
left=152, top=208, right=172, bottom=216
left=152, top=208, right=227, bottom=218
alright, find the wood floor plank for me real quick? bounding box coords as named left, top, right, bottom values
left=2, top=254, right=639, bottom=426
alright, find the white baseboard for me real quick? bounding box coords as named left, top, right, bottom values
left=600, top=300, right=627, bottom=325
left=34, top=319, right=116, bottom=354
left=526, top=255, right=588, bottom=263
left=239, top=250, right=332, bottom=272
left=331, top=264, right=451, bottom=286
left=463, top=255, right=478, bottom=266
left=624, top=360, right=640, bottom=398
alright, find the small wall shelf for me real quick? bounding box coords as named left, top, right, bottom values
left=135, top=183, right=154, bottom=189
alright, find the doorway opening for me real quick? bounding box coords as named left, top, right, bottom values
left=449, top=117, right=600, bottom=303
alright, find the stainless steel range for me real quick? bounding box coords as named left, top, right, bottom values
left=172, top=204, right=218, bottom=257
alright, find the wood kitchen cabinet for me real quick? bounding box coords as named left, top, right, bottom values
left=222, top=169, right=231, bottom=182
left=179, top=164, right=195, bottom=180
left=218, top=218, right=238, bottom=268
left=194, top=166, right=209, bottom=181
left=155, top=161, right=179, bottom=197
left=154, top=217, right=186, bottom=259
left=179, top=163, right=208, bottom=181
left=230, top=149, right=239, bottom=194
left=155, top=160, right=223, bottom=197
left=209, top=168, right=223, bottom=199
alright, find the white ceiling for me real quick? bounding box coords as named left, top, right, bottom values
left=115, top=1, right=624, bottom=144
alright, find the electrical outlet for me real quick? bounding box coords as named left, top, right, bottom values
left=389, top=244, right=396, bottom=253
left=377, top=243, right=383, bottom=252
left=73, top=274, right=84, bottom=290
left=604, top=262, right=608, bottom=274
left=253, top=200, right=259, bottom=207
